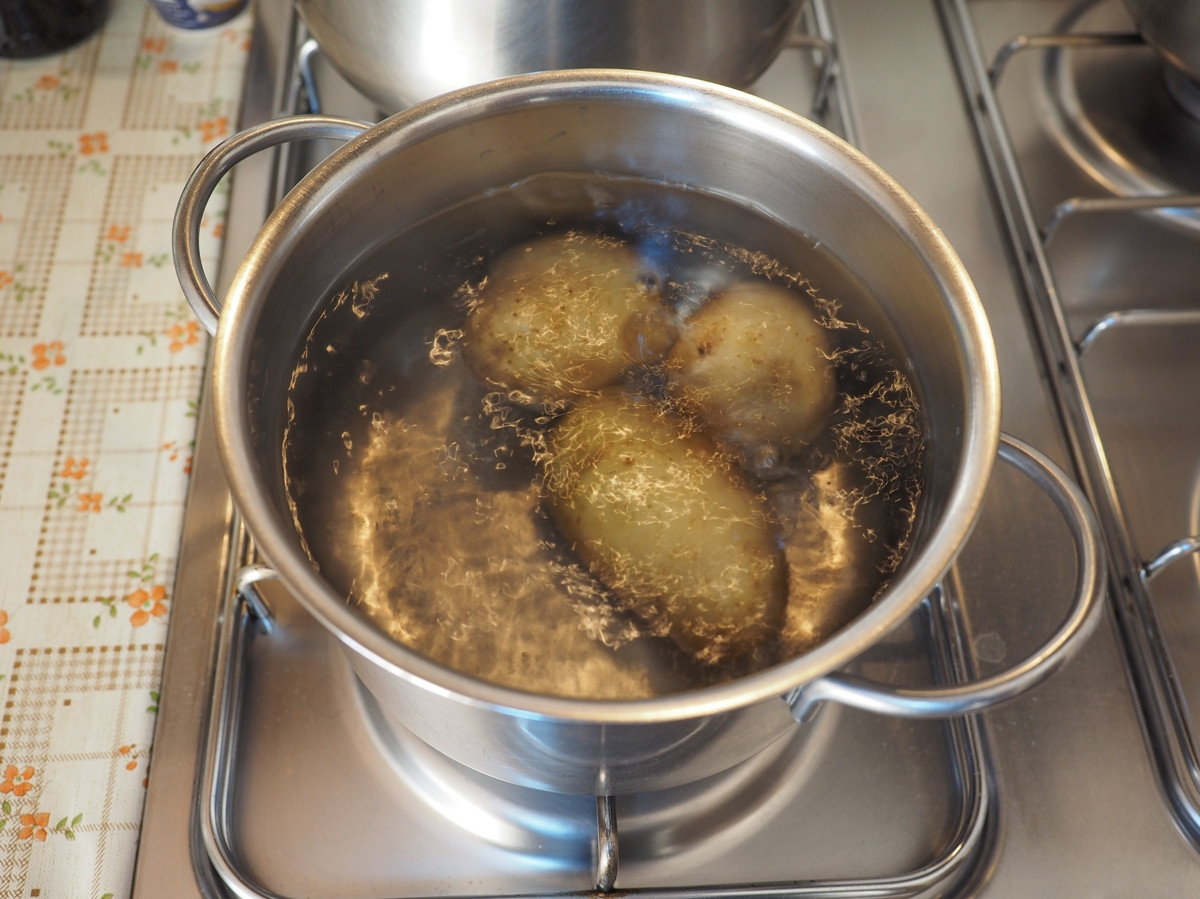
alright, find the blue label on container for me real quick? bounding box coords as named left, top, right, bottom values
left=150, top=0, right=248, bottom=30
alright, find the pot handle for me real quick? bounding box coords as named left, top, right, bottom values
left=788, top=434, right=1105, bottom=723
left=173, top=115, right=371, bottom=335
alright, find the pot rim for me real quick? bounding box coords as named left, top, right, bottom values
left=213, top=69, right=1001, bottom=725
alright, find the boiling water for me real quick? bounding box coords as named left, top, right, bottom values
left=283, top=174, right=925, bottom=699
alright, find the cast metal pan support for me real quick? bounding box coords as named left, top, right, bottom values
left=939, top=0, right=1200, bottom=848
left=197, top=433, right=1104, bottom=897
left=198, top=518, right=993, bottom=899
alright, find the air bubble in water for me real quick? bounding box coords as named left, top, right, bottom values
left=429, top=328, right=463, bottom=366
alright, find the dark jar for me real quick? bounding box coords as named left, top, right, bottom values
left=0, top=0, right=111, bottom=58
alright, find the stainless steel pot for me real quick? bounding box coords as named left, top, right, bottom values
left=1123, top=0, right=1200, bottom=84
left=174, top=70, right=1105, bottom=794
left=294, top=0, right=807, bottom=112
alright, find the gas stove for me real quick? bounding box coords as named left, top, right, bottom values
left=133, top=0, right=1200, bottom=895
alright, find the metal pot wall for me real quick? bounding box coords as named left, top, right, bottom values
left=174, top=70, right=1104, bottom=794
left=294, top=0, right=807, bottom=112
left=1123, top=0, right=1200, bottom=84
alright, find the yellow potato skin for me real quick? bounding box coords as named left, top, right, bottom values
left=667, top=280, right=836, bottom=455
left=544, top=391, right=787, bottom=663
left=462, top=232, right=676, bottom=405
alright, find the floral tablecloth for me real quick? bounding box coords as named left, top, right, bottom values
left=0, top=2, right=250, bottom=895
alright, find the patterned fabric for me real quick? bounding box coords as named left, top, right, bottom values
left=0, top=2, right=250, bottom=895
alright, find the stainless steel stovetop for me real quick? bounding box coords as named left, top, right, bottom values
left=133, top=0, right=1200, bottom=895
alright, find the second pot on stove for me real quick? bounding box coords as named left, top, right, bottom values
left=293, top=0, right=807, bottom=113
left=174, top=70, right=1104, bottom=794
left=1123, top=0, right=1200, bottom=85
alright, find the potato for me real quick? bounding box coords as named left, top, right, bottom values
left=667, top=280, right=836, bottom=459
left=543, top=390, right=787, bottom=664
left=462, top=231, right=677, bottom=405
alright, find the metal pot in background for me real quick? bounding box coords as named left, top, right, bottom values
left=293, top=0, right=807, bottom=113
left=173, top=71, right=1104, bottom=794
left=1123, top=0, right=1200, bottom=84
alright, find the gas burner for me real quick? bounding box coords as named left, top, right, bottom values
left=359, top=677, right=832, bottom=861
left=1039, top=0, right=1200, bottom=223
left=197, top=569, right=989, bottom=897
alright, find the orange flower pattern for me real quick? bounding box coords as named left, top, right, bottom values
left=162, top=441, right=193, bottom=474
left=2, top=806, right=83, bottom=842
left=78, top=132, right=109, bottom=155
left=48, top=455, right=135, bottom=514
left=9, top=68, right=82, bottom=105
left=199, top=116, right=229, bottom=143
left=221, top=26, right=252, bottom=51
left=31, top=341, right=65, bottom=370
left=0, top=4, right=252, bottom=881
left=18, top=812, right=49, bottom=842
left=118, top=744, right=143, bottom=772
left=59, top=456, right=90, bottom=480
left=126, top=585, right=168, bottom=627
left=0, top=766, right=35, bottom=797
left=119, top=744, right=151, bottom=788
left=167, top=319, right=201, bottom=353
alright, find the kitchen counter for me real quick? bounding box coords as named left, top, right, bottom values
left=0, top=1, right=250, bottom=894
